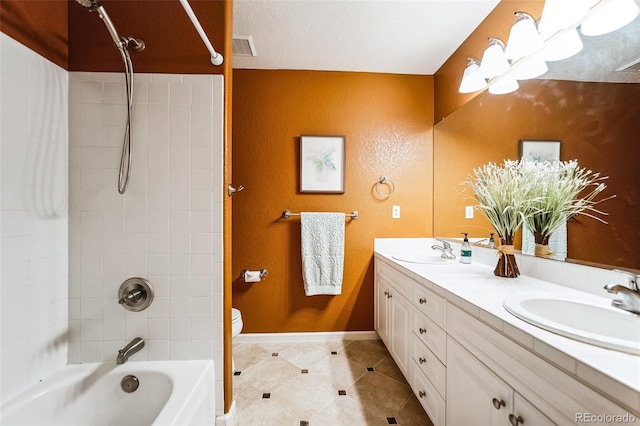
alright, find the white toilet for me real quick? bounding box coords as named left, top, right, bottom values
left=231, top=308, right=243, bottom=372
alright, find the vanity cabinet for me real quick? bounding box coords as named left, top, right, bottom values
left=447, top=336, right=554, bottom=426
left=375, top=261, right=446, bottom=425
left=375, top=263, right=411, bottom=375
left=374, top=256, right=636, bottom=426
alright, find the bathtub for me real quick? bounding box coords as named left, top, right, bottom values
left=0, top=360, right=214, bottom=426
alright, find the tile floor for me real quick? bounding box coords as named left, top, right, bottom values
left=232, top=339, right=435, bottom=426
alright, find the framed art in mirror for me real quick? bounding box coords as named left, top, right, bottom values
left=519, top=140, right=561, bottom=162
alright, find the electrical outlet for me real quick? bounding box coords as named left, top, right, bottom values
left=392, top=205, right=401, bottom=219
left=465, top=206, right=474, bottom=219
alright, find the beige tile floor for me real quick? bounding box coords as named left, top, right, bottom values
left=232, top=339, right=435, bottom=426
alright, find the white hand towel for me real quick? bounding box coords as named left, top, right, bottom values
left=301, top=212, right=345, bottom=296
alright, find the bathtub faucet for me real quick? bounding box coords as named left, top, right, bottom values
left=117, top=337, right=145, bottom=365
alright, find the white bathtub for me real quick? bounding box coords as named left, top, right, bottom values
left=0, top=360, right=215, bottom=426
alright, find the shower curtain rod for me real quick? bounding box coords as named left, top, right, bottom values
left=179, top=0, right=224, bottom=66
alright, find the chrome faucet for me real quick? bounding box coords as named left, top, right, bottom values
left=117, top=337, right=144, bottom=365
left=431, top=240, right=456, bottom=260
left=604, top=270, right=640, bottom=315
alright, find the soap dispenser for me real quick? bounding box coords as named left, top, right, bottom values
left=461, top=233, right=472, bottom=264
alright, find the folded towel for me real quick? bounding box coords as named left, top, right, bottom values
left=301, top=212, right=345, bottom=296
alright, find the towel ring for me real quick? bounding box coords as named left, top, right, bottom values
left=375, top=176, right=395, bottom=198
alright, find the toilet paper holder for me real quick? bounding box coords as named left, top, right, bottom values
left=240, top=269, right=268, bottom=280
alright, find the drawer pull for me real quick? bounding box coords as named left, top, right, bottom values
left=419, top=297, right=427, bottom=304
left=419, top=357, right=426, bottom=364
left=509, top=414, right=524, bottom=426
left=419, top=327, right=426, bottom=334
left=419, top=391, right=426, bottom=398
left=492, top=398, right=505, bottom=409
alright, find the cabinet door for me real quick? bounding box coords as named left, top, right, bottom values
left=512, top=392, right=556, bottom=426
left=447, top=337, right=511, bottom=426
left=375, top=276, right=391, bottom=345
left=390, top=291, right=411, bottom=375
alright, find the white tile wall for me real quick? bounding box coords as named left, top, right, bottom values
left=68, top=72, right=225, bottom=414
left=0, top=33, right=69, bottom=404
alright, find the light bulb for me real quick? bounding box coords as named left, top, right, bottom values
left=459, top=59, right=487, bottom=93
left=479, top=38, right=510, bottom=79
left=505, top=12, right=544, bottom=61
left=543, top=28, right=584, bottom=61
left=581, top=0, right=640, bottom=36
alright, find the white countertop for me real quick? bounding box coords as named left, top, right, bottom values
left=374, top=238, right=640, bottom=411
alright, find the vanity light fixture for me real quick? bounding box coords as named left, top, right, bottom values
left=458, top=0, right=640, bottom=95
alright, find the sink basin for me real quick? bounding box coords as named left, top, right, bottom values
left=391, top=252, right=457, bottom=265
left=503, top=294, right=640, bottom=355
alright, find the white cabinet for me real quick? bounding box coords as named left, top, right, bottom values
left=447, top=337, right=554, bottom=426
left=374, top=255, right=635, bottom=426
left=375, top=263, right=410, bottom=375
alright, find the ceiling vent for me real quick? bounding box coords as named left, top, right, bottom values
left=233, top=35, right=257, bottom=57
left=616, top=57, right=640, bottom=72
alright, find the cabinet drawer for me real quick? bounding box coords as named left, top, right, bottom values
left=412, top=309, right=447, bottom=364
left=411, top=360, right=445, bottom=426
left=411, top=334, right=446, bottom=399
left=413, top=284, right=446, bottom=328
left=376, top=261, right=414, bottom=299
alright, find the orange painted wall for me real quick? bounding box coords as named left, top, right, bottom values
left=68, top=0, right=226, bottom=74
left=433, top=79, right=640, bottom=269
left=0, top=0, right=68, bottom=69
left=232, top=70, right=434, bottom=333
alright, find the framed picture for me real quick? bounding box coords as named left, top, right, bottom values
left=519, top=140, right=561, bottom=162
left=300, top=135, right=345, bottom=193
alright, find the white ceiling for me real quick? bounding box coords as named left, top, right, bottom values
left=232, top=0, right=500, bottom=75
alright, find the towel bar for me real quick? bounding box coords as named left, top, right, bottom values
left=281, top=210, right=359, bottom=220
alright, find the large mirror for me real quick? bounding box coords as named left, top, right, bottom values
left=433, top=6, right=640, bottom=270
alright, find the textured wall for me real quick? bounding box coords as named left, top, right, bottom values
left=433, top=79, right=640, bottom=270
left=232, top=69, right=434, bottom=333
left=0, top=34, right=69, bottom=403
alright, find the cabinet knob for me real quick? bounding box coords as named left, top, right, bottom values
left=492, top=398, right=505, bottom=409
left=509, top=414, right=524, bottom=426
left=384, top=291, right=389, bottom=296
left=419, top=297, right=427, bottom=304
left=419, top=357, right=426, bottom=364
left=419, top=327, right=426, bottom=334
left=388, top=293, right=392, bottom=298
left=419, top=391, right=426, bottom=398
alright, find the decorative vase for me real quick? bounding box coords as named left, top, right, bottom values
left=495, top=236, right=520, bottom=278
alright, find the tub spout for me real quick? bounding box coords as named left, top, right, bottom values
left=117, top=337, right=144, bottom=365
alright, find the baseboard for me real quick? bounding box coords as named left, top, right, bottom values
left=234, top=330, right=379, bottom=343
left=215, top=399, right=236, bottom=426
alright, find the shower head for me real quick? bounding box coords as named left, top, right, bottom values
left=74, top=0, right=102, bottom=12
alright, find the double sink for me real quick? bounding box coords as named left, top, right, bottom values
left=391, top=251, right=640, bottom=356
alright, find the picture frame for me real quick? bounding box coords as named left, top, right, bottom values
left=300, top=135, right=345, bottom=193
left=519, top=140, right=561, bottom=162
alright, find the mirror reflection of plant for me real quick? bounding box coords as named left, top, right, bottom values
left=306, top=149, right=337, bottom=172
left=524, top=160, right=613, bottom=246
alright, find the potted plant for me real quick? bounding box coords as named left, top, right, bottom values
left=463, top=160, right=541, bottom=278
